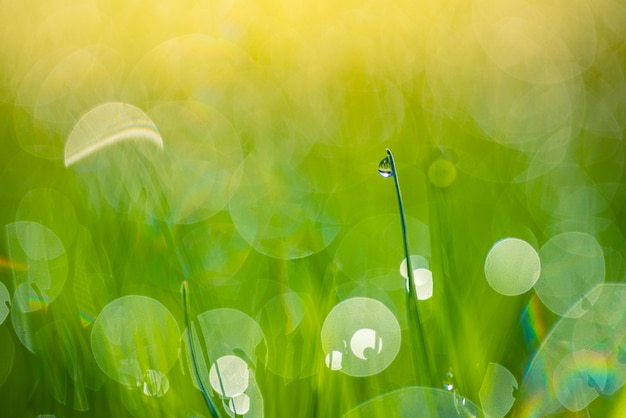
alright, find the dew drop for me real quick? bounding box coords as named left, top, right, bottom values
left=378, top=156, right=393, bottom=178
left=443, top=370, right=455, bottom=391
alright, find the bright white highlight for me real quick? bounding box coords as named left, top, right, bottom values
left=65, top=102, right=163, bottom=167
left=350, top=328, right=383, bottom=361
left=484, top=238, right=540, bottom=296
left=209, top=355, right=249, bottom=397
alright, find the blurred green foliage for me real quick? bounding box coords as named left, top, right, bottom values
left=1, top=0, right=626, bottom=417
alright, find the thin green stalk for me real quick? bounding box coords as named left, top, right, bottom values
left=153, top=169, right=222, bottom=416
left=380, top=148, right=434, bottom=387
left=181, top=280, right=220, bottom=418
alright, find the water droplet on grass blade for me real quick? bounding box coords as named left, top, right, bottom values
left=443, top=370, right=455, bottom=391
left=378, top=155, right=393, bottom=178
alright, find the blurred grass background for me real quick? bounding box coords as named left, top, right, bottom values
left=0, top=0, right=625, bottom=416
